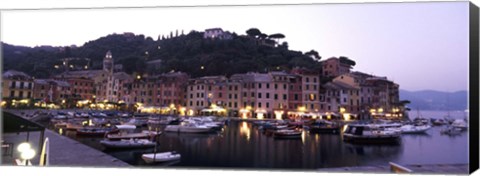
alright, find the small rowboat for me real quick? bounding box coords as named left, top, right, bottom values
left=141, top=151, right=181, bottom=164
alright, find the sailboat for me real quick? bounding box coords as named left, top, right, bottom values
left=412, top=108, right=429, bottom=126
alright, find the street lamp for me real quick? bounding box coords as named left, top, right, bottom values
left=17, top=142, right=35, bottom=165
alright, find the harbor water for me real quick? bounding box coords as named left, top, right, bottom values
left=47, top=110, right=468, bottom=170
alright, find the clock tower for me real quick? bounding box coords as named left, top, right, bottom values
left=103, top=51, right=113, bottom=74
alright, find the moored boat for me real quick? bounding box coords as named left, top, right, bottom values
left=400, top=124, right=431, bottom=134
left=308, top=120, right=341, bottom=134
left=342, top=123, right=401, bottom=144
left=273, top=129, right=302, bottom=139
left=100, top=139, right=156, bottom=149
left=76, top=127, right=114, bottom=137
left=141, top=151, right=181, bottom=164
left=451, top=119, right=468, bottom=131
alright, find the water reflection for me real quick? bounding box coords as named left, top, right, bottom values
left=46, top=120, right=467, bottom=169
left=239, top=122, right=251, bottom=141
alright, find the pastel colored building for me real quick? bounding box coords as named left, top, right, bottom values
left=2, top=70, right=34, bottom=100
left=320, top=57, right=352, bottom=77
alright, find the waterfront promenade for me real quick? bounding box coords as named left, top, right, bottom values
left=1, top=110, right=130, bottom=167
left=318, top=163, right=469, bottom=174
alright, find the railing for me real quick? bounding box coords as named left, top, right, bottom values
left=389, top=162, right=413, bottom=173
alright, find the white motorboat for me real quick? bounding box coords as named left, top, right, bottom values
left=343, top=123, right=401, bottom=144
left=451, top=119, right=468, bottom=131
left=440, top=126, right=463, bottom=135
left=400, top=124, right=431, bottom=134
left=100, top=139, right=155, bottom=149
left=106, top=124, right=151, bottom=140
left=164, top=124, right=213, bottom=133
left=141, top=151, right=181, bottom=163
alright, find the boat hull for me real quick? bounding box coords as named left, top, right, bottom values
left=343, top=134, right=400, bottom=144
left=100, top=140, right=155, bottom=149
left=141, top=152, right=181, bottom=164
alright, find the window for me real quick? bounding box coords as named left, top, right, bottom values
left=266, top=102, right=269, bottom=108
left=258, top=93, right=262, bottom=99
left=219, top=93, right=222, bottom=98
left=266, top=93, right=270, bottom=99
left=234, top=102, right=238, bottom=108
left=266, top=83, right=270, bottom=89
left=258, top=102, right=262, bottom=108
left=306, top=77, right=309, bottom=82
left=274, top=84, right=278, bottom=89
left=283, top=84, right=287, bottom=90
left=229, top=94, right=232, bottom=99
left=234, top=94, right=238, bottom=99
left=258, top=83, right=262, bottom=89
left=344, top=98, right=347, bottom=103
left=309, top=94, right=315, bottom=101
left=243, top=92, right=247, bottom=97
left=10, top=91, right=14, bottom=97
left=251, top=92, right=254, bottom=97
left=274, top=94, right=278, bottom=100
left=283, top=94, right=287, bottom=100
left=294, top=94, right=298, bottom=100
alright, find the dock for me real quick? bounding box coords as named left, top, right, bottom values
left=318, top=163, right=469, bottom=174
left=1, top=110, right=131, bottom=167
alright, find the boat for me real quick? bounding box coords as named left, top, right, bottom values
left=54, top=122, right=68, bottom=128
left=308, top=120, right=341, bottom=134
left=431, top=118, right=448, bottom=126
left=440, top=126, right=463, bottom=136
left=164, top=124, right=213, bottom=133
left=66, top=123, right=84, bottom=131
left=141, top=151, right=181, bottom=164
left=400, top=124, right=431, bottom=134
left=451, top=119, right=468, bottom=131
left=76, top=127, right=114, bottom=137
left=105, top=125, right=151, bottom=140
left=273, top=129, right=302, bottom=139
left=100, top=139, right=156, bottom=149
left=342, top=123, right=401, bottom=144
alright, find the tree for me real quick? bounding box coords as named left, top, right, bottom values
left=268, top=33, right=285, bottom=39
left=339, top=56, right=356, bottom=66
left=305, top=49, right=321, bottom=61
left=246, top=28, right=261, bottom=38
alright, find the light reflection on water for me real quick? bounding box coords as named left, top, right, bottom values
left=48, top=116, right=468, bottom=169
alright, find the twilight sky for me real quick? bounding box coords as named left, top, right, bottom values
left=1, top=1, right=469, bottom=92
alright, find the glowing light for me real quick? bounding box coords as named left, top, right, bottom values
left=378, top=108, right=384, bottom=113
left=240, top=122, right=251, bottom=141
left=340, top=107, right=346, bottom=113
left=137, top=75, right=141, bottom=79
left=256, top=113, right=264, bottom=119
left=20, top=149, right=36, bottom=160
left=343, top=113, right=351, bottom=121
left=298, top=106, right=306, bottom=112
left=274, top=111, right=283, bottom=120
left=17, top=143, right=31, bottom=152
left=187, top=109, right=194, bottom=116
left=200, top=66, right=205, bottom=70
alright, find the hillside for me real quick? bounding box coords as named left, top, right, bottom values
left=400, top=89, right=468, bottom=111
left=2, top=29, right=326, bottom=78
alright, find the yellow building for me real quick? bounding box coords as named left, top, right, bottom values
left=2, top=70, right=35, bottom=107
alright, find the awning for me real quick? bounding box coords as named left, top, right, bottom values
left=2, top=111, right=45, bottom=133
